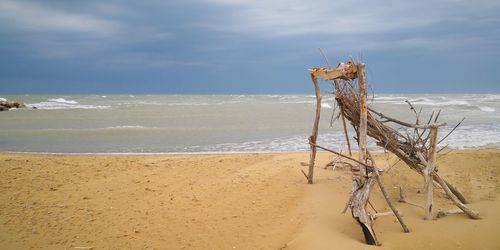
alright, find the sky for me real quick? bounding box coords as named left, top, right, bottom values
left=0, top=0, right=499, bottom=94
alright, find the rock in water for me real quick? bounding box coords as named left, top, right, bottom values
left=0, top=99, right=28, bottom=111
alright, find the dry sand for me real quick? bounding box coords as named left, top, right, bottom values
left=0, top=149, right=499, bottom=249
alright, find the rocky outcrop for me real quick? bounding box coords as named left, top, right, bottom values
left=0, top=99, right=27, bottom=111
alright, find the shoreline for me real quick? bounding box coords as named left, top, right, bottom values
left=2, top=147, right=499, bottom=156
left=1, top=149, right=499, bottom=249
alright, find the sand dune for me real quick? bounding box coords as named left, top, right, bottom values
left=0, top=150, right=499, bottom=249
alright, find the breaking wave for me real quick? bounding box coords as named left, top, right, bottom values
left=29, top=98, right=110, bottom=110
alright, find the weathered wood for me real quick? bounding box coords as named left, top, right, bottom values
left=368, top=153, right=410, bottom=233
left=306, top=59, right=477, bottom=247
left=310, top=68, right=344, bottom=80
left=370, top=107, right=447, bottom=129
left=349, top=64, right=379, bottom=245
left=386, top=143, right=468, bottom=204
left=416, top=152, right=480, bottom=219
left=351, top=177, right=378, bottom=245
left=310, top=63, right=358, bottom=81
left=434, top=174, right=480, bottom=219
left=444, top=180, right=468, bottom=204
left=334, top=79, right=352, bottom=156
left=373, top=210, right=405, bottom=219
left=424, top=126, right=438, bottom=220
left=358, top=64, right=368, bottom=179
left=307, top=74, right=322, bottom=184
left=399, top=187, right=406, bottom=203
left=311, top=143, right=374, bottom=172
left=437, top=208, right=464, bottom=218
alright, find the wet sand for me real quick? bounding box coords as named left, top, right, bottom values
left=0, top=149, right=499, bottom=249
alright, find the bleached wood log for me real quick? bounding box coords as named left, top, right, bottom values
left=309, top=62, right=358, bottom=81
left=307, top=73, right=322, bottom=184
left=424, top=126, right=438, bottom=220
left=437, top=208, right=464, bottom=218
left=310, top=68, right=344, bottom=80
left=349, top=64, right=379, bottom=245
left=416, top=152, right=479, bottom=219
left=372, top=210, right=405, bottom=219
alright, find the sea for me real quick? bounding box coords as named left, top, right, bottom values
left=0, top=94, right=499, bottom=154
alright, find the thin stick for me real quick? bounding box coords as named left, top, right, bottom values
left=335, top=79, right=353, bottom=156
left=318, top=48, right=332, bottom=67
left=369, top=107, right=446, bottom=129
left=386, top=158, right=403, bottom=173
left=438, top=117, right=465, bottom=144
left=300, top=169, right=309, bottom=181
left=368, top=152, right=410, bottom=233
left=311, top=143, right=374, bottom=171
left=368, top=200, right=378, bottom=213
left=434, top=110, right=441, bottom=123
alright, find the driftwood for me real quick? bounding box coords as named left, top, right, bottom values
left=372, top=210, right=404, bottom=219
left=305, top=73, right=323, bottom=184
left=309, top=63, right=408, bottom=245
left=368, top=152, right=410, bottom=233
left=306, top=60, right=479, bottom=245
left=437, top=208, right=464, bottom=218
left=349, top=64, right=378, bottom=245
left=424, top=126, right=439, bottom=220
left=325, top=65, right=478, bottom=219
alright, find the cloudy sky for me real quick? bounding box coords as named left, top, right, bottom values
left=0, top=0, right=499, bottom=94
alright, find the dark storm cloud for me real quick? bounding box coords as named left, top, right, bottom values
left=0, top=0, right=499, bottom=94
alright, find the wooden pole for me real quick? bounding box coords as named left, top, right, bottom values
left=307, top=74, right=322, bottom=184
left=358, top=64, right=368, bottom=178
left=350, top=64, right=379, bottom=245
left=424, top=126, right=438, bottom=220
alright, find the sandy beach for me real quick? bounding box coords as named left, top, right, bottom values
left=1, top=149, right=499, bottom=250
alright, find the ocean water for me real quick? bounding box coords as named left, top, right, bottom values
left=0, top=94, right=499, bottom=154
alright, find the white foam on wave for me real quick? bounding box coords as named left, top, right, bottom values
left=189, top=136, right=310, bottom=152
left=373, top=96, right=408, bottom=101
left=30, top=98, right=110, bottom=110
left=278, top=95, right=310, bottom=100
left=218, top=100, right=246, bottom=105
left=479, top=106, right=496, bottom=112
left=279, top=100, right=315, bottom=104
left=186, top=123, right=500, bottom=153
left=472, top=94, right=500, bottom=102
left=106, top=125, right=153, bottom=129
left=167, top=102, right=209, bottom=106
left=409, top=98, right=470, bottom=106
left=48, top=98, right=78, bottom=104
left=321, top=103, right=332, bottom=109
left=0, top=97, right=7, bottom=102
left=275, top=95, right=315, bottom=103
left=184, top=132, right=352, bottom=153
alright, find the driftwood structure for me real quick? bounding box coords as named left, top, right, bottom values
left=305, top=60, right=479, bottom=245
